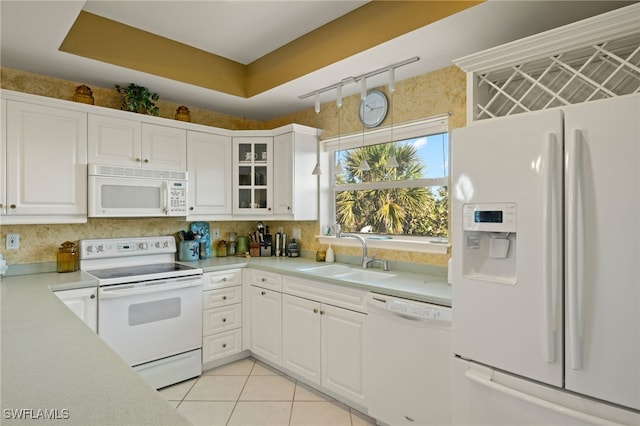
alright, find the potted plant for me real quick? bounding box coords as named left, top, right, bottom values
left=114, top=83, right=160, bottom=116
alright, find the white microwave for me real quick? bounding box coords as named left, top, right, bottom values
left=88, top=164, right=188, bottom=217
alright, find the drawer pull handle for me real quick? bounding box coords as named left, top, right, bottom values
left=222, top=277, right=227, bottom=281
left=222, top=343, right=227, bottom=348
left=261, top=277, right=267, bottom=282
left=10, top=204, right=16, bottom=209
left=222, top=318, right=227, bottom=322
left=320, top=310, right=325, bottom=315
left=313, top=308, right=318, bottom=314
left=222, top=296, right=227, bottom=300
left=261, top=291, right=266, bottom=296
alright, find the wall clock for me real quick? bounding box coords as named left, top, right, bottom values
left=359, top=90, right=388, bottom=128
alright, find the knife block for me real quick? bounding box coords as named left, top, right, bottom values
left=249, top=242, right=260, bottom=257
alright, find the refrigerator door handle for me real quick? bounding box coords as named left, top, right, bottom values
left=465, top=368, right=625, bottom=425
left=567, top=129, right=583, bottom=370
left=542, top=133, right=560, bottom=364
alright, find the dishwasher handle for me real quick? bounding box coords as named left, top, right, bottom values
left=367, top=293, right=451, bottom=322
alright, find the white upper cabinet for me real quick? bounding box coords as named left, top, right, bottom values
left=232, top=136, right=273, bottom=215
left=88, top=114, right=186, bottom=170
left=3, top=100, right=87, bottom=223
left=273, top=130, right=317, bottom=220
left=186, top=131, right=232, bottom=217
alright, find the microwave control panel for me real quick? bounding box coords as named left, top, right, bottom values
left=168, top=181, right=187, bottom=215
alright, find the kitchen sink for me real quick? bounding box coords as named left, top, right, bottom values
left=297, top=264, right=354, bottom=276
left=334, top=270, right=396, bottom=282
left=297, top=264, right=396, bottom=283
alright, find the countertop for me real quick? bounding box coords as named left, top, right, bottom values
left=1, top=271, right=191, bottom=426
left=188, top=256, right=451, bottom=307
left=1, top=257, right=449, bottom=425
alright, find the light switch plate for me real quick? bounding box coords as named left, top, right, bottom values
left=212, top=228, right=220, bottom=240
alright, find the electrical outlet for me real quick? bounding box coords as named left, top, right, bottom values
left=6, top=233, right=19, bottom=250
left=292, top=228, right=301, bottom=240
left=212, top=228, right=220, bottom=240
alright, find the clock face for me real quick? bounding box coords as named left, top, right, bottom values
left=359, top=90, right=388, bottom=128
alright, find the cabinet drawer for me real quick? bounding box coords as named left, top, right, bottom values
left=282, top=275, right=367, bottom=313
left=203, top=269, right=242, bottom=290
left=202, top=328, right=242, bottom=363
left=248, top=269, right=282, bottom=292
left=203, top=286, right=242, bottom=309
left=203, top=304, right=242, bottom=336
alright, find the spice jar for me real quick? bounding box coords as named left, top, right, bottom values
left=57, top=241, right=78, bottom=273
left=216, top=240, right=228, bottom=257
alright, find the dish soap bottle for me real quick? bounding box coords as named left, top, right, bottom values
left=326, top=245, right=335, bottom=263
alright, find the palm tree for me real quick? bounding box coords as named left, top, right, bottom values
left=336, top=142, right=444, bottom=235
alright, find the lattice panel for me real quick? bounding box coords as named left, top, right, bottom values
left=475, top=33, right=640, bottom=120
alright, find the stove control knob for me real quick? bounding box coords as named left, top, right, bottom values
left=154, top=241, right=161, bottom=248
left=97, top=245, right=105, bottom=252
left=163, top=241, right=170, bottom=248
left=138, top=242, right=148, bottom=250
left=86, top=245, right=94, bottom=253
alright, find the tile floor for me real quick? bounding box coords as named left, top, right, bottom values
left=158, top=357, right=377, bottom=426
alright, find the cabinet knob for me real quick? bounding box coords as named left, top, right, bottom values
left=222, top=277, right=227, bottom=281
left=10, top=204, right=16, bottom=209
left=222, top=296, right=227, bottom=300
left=268, top=207, right=272, bottom=211
left=222, top=343, right=227, bottom=348
left=261, top=277, right=267, bottom=282
left=320, top=310, right=325, bottom=315
left=189, top=206, right=194, bottom=211
left=90, top=294, right=96, bottom=299
left=135, top=158, right=141, bottom=162
left=144, top=159, right=149, bottom=163
left=287, top=206, right=291, bottom=210
left=313, top=308, right=318, bottom=314
left=261, top=291, right=266, bottom=296
left=222, top=318, right=227, bottom=322
left=0, top=203, right=3, bottom=208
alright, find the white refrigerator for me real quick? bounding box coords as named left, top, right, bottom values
left=451, top=94, right=640, bottom=425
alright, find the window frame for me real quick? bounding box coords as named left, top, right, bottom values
left=317, top=115, right=451, bottom=254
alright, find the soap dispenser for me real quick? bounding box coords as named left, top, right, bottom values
left=326, top=245, right=335, bottom=263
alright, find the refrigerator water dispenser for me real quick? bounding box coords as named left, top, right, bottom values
left=462, top=203, right=517, bottom=285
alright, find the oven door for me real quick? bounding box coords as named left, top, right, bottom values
left=98, top=276, right=202, bottom=367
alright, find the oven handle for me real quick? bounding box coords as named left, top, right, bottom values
left=99, top=277, right=202, bottom=299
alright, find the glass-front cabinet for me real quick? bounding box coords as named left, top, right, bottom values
left=232, top=136, right=273, bottom=214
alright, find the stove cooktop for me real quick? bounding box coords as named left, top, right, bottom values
left=86, top=262, right=202, bottom=285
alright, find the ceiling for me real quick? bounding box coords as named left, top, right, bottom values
left=1, top=1, right=635, bottom=121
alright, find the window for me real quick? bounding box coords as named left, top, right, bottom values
left=321, top=117, right=450, bottom=248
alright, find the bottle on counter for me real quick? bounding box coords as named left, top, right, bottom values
left=325, top=245, right=335, bottom=263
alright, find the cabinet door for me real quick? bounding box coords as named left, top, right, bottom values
left=273, top=130, right=318, bottom=220
left=282, top=294, right=321, bottom=384
left=1, top=99, right=6, bottom=216
left=88, top=114, right=141, bottom=166
left=54, top=287, right=97, bottom=332
left=232, top=137, right=273, bottom=214
left=321, top=304, right=366, bottom=405
left=141, top=123, right=187, bottom=170
left=249, top=285, right=282, bottom=365
left=6, top=101, right=87, bottom=219
left=187, top=131, right=232, bottom=215
left=273, top=132, right=294, bottom=215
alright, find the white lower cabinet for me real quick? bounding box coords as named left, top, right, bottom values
left=201, top=269, right=243, bottom=365
left=53, top=286, right=97, bottom=332
left=249, top=285, right=282, bottom=365
left=282, top=293, right=367, bottom=407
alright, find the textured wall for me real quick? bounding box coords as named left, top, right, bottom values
left=1, top=65, right=465, bottom=267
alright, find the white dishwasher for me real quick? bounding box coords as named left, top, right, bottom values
left=365, top=292, right=452, bottom=426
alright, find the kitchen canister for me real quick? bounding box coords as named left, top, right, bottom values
left=237, top=236, right=249, bottom=255
left=179, top=240, right=199, bottom=261
left=57, top=241, right=79, bottom=273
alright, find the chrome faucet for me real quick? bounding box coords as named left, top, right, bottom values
left=336, top=231, right=389, bottom=271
